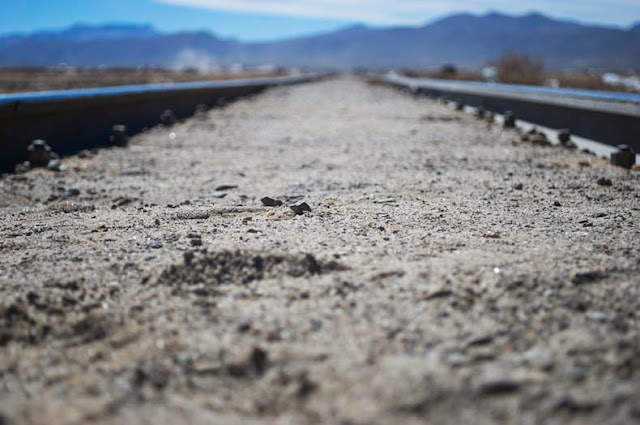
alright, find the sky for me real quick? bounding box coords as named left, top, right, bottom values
left=1, top=0, right=639, bottom=41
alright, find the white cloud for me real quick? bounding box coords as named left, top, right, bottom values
left=155, top=0, right=489, bottom=25
left=156, top=0, right=640, bottom=26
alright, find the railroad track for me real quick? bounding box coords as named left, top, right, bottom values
left=381, top=73, right=640, bottom=155
left=0, top=73, right=322, bottom=174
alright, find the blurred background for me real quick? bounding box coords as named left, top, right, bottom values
left=0, top=0, right=639, bottom=93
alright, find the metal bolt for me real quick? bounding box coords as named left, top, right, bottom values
left=194, top=104, right=208, bottom=116
left=503, top=111, right=516, bottom=128
left=160, top=110, right=177, bottom=127
left=610, top=144, right=636, bottom=169
left=109, top=124, right=129, bottom=147
left=558, top=129, right=571, bottom=145
left=27, top=139, right=58, bottom=167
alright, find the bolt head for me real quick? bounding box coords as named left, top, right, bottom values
left=29, top=139, right=49, bottom=151
left=27, top=139, right=55, bottom=167
left=160, top=110, right=177, bottom=126
left=558, top=129, right=571, bottom=144
left=503, top=111, right=516, bottom=128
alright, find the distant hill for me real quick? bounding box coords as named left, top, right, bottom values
left=0, top=12, right=638, bottom=70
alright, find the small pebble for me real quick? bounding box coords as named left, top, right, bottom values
left=215, top=185, right=238, bottom=191
left=597, top=177, right=612, bottom=187
left=290, top=201, right=312, bottom=215
left=478, top=378, right=521, bottom=395
left=261, top=196, right=283, bottom=207
left=63, top=188, right=81, bottom=199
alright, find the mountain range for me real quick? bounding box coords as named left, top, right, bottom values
left=0, top=12, right=639, bottom=71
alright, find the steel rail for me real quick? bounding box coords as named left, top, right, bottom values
left=382, top=73, right=640, bottom=151
left=0, top=74, right=321, bottom=174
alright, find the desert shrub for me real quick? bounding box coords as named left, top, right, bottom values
left=494, top=52, right=544, bottom=85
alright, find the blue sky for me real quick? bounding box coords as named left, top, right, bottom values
left=1, top=0, right=639, bottom=40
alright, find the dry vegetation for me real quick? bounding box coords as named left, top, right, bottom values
left=492, top=52, right=544, bottom=85
left=403, top=52, right=639, bottom=93
left=0, top=68, right=286, bottom=94
left=402, top=64, right=484, bottom=82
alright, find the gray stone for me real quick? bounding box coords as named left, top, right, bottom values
left=261, top=196, right=283, bottom=207
left=290, top=201, right=312, bottom=215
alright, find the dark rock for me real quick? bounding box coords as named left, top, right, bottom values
left=597, top=177, right=612, bottom=186
left=62, top=188, right=80, bottom=199
left=250, top=347, right=268, bottom=375
left=215, top=185, right=238, bottom=191
left=111, top=196, right=136, bottom=208
left=261, top=196, right=283, bottom=207
left=466, top=335, right=494, bottom=347
left=478, top=378, right=520, bottom=395
left=531, top=133, right=551, bottom=146
left=571, top=270, right=603, bottom=285
left=552, top=395, right=599, bottom=413
left=147, top=241, right=163, bottom=250
left=290, top=201, right=312, bottom=215
left=513, top=183, right=523, bottom=190
left=237, top=317, right=253, bottom=333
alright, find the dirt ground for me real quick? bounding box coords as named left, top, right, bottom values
left=0, top=69, right=284, bottom=94
left=1, top=78, right=639, bottom=425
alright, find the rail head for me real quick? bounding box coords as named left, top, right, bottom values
left=384, top=73, right=640, bottom=118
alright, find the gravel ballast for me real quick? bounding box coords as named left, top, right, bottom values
left=1, top=78, right=639, bottom=425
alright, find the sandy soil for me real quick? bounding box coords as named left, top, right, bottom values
left=1, top=78, right=639, bottom=425
left=0, top=69, right=284, bottom=94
